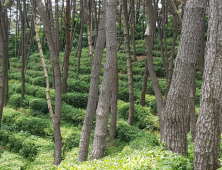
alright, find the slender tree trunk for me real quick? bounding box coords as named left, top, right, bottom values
left=34, top=0, right=63, bottom=165
left=194, top=1, right=222, bottom=169
left=32, top=5, right=54, bottom=122
left=78, top=0, right=106, bottom=162
left=122, top=0, right=134, bottom=125
left=130, top=0, right=136, bottom=61
left=0, top=2, right=8, bottom=130
left=84, top=0, right=94, bottom=63
left=145, top=0, right=165, bottom=141
left=109, top=60, right=118, bottom=145
left=164, top=0, right=207, bottom=156
left=140, top=59, right=149, bottom=106
left=90, top=0, right=117, bottom=160
left=62, top=0, right=71, bottom=93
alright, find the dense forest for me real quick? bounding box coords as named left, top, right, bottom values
left=0, top=0, right=221, bottom=169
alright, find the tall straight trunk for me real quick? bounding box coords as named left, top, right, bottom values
left=164, top=0, right=207, bottom=156
left=130, top=0, right=136, bottom=61
left=84, top=0, right=94, bottom=63
left=141, top=0, right=145, bottom=40
left=19, top=0, right=26, bottom=107
left=122, top=0, right=134, bottom=125
left=62, top=0, right=71, bottom=94
left=32, top=5, right=54, bottom=121
left=109, top=62, right=118, bottom=144
left=78, top=0, right=106, bottom=162
left=162, top=0, right=168, bottom=79
left=0, top=2, right=7, bottom=130
left=34, top=0, right=63, bottom=165
left=15, top=2, right=19, bottom=58
left=140, top=59, right=149, bottom=106
left=194, top=1, right=222, bottom=169
left=90, top=0, right=117, bottom=160
left=145, top=0, right=164, bottom=141
left=76, top=0, right=84, bottom=73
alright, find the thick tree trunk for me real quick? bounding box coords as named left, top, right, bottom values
left=78, top=0, right=106, bottom=162
left=34, top=0, right=63, bottom=165
left=189, top=74, right=196, bottom=142
left=122, top=0, right=134, bottom=125
left=164, top=0, right=207, bottom=156
left=90, top=0, right=117, bottom=160
left=194, top=1, right=222, bottom=169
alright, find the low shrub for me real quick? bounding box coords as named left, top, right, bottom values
left=118, top=87, right=141, bottom=102
left=67, top=79, right=90, bottom=93
left=118, top=101, right=158, bottom=130
left=2, top=108, right=53, bottom=136
left=62, top=92, right=88, bottom=108
left=62, top=103, right=86, bottom=126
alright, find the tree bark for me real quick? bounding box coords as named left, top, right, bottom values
left=122, top=0, right=135, bottom=125
left=84, top=0, right=94, bottom=63
left=164, top=0, right=207, bottom=156
left=145, top=0, right=165, bottom=141
left=140, top=59, right=149, bottom=106
left=32, top=3, right=54, bottom=122
left=90, top=0, right=117, bottom=160
left=0, top=2, right=8, bottom=130
left=78, top=0, right=106, bottom=162
left=194, top=0, right=222, bottom=169
left=33, top=0, right=63, bottom=165
left=62, top=0, right=71, bottom=94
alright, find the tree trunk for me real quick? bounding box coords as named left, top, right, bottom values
left=78, top=0, right=106, bottom=162
left=130, top=0, right=137, bottom=61
left=122, top=0, right=135, bottom=125
left=140, top=59, right=149, bottom=106
left=194, top=0, right=222, bottom=169
left=32, top=3, right=54, bottom=122
left=164, top=0, right=207, bottom=156
left=145, top=0, right=165, bottom=141
left=84, top=0, right=94, bottom=63
left=0, top=2, right=8, bottom=130
left=189, top=73, right=196, bottom=142
left=34, top=0, right=63, bottom=165
left=62, top=0, right=71, bottom=94
left=90, top=0, right=117, bottom=160
left=109, top=60, right=118, bottom=145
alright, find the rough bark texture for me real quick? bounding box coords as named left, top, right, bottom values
left=164, top=0, right=207, bottom=156
left=145, top=0, right=165, bottom=142
left=90, top=0, right=117, bottom=160
left=122, top=0, right=134, bottom=125
left=130, top=0, right=136, bottom=61
left=189, top=74, right=196, bottom=142
left=34, top=0, right=63, bottom=165
left=78, top=0, right=106, bottom=162
left=194, top=0, right=222, bottom=169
